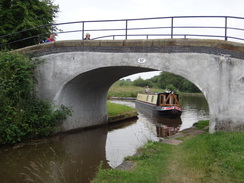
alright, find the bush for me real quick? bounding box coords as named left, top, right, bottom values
left=0, top=52, right=71, bottom=144
left=166, top=84, right=179, bottom=94
left=133, top=77, right=153, bottom=87
left=157, top=72, right=201, bottom=93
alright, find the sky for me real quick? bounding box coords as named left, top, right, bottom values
left=53, top=0, right=244, bottom=80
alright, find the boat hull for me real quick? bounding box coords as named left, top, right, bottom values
left=135, top=100, right=182, bottom=117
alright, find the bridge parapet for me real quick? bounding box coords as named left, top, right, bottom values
left=16, top=39, right=244, bottom=58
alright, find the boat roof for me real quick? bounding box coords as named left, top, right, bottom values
left=138, top=91, right=178, bottom=95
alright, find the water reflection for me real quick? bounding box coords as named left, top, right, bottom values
left=180, top=95, right=209, bottom=129
left=106, top=116, right=158, bottom=168
left=105, top=111, right=183, bottom=168
left=0, top=127, right=109, bottom=183
left=136, top=113, right=182, bottom=138
left=0, top=95, right=209, bottom=182
left=151, top=116, right=182, bottom=138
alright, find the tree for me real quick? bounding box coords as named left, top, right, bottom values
left=157, top=72, right=182, bottom=89
left=133, top=77, right=153, bottom=87
left=149, top=74, right=160, bottom=84
left=0, top=0, right=59, bottom=49
left=157, top=72, right=201, bottom=93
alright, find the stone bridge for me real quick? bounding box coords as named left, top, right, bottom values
left=17, top=39, right=244, bottom=133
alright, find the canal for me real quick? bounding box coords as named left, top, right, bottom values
left=0, top=94, right=209, bottom=182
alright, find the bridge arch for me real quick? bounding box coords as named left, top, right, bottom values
left=53, top=65, right=154, bottom=131
left=16, top=39, right=244, bottom=133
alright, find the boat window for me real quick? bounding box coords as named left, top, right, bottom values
left=146, top=95, right=149, bottom=102
left=151, top=96, right=154, bottom=102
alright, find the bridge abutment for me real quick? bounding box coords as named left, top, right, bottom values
left=210, top=54, right=244, bottom=132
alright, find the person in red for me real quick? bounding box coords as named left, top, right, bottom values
left=45, top=34, right=55, bottom=43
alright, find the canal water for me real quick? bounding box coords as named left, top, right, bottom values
left=0, top=95, right=209, bottom=182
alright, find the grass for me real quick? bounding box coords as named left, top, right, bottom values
left=92, top=141, right=172, bottom=183
left=107, top=101, right=136, bottom=117
left=193, top=120, right=209, bottom=130
left=92, top=130, right=244, bottom=183
left=171, top=132, right=244, bottom=183
left=107, top=85, right=165, bottom=98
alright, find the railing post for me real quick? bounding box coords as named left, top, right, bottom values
left=225, top=17, right=228, bottom=41
left=125, top=20, right=128, bottom=40
left=41, top=25, right=44, bottom=43
left=171, top=17, right=174, bottom=39
left=0, top=39, right=2, bottom=51
left=82, top=22, right=85, bottom=40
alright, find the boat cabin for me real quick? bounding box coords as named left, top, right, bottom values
left=136, top=92, right=181, bottom=107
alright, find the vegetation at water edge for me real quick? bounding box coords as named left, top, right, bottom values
left=193, top=120, right=209, bottom=130
left=107, top=101, right=136, bottom=117
left=0, top=52, right=71, bottom=145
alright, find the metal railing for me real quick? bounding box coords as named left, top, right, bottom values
left=1, top=16, right=244, bottom=50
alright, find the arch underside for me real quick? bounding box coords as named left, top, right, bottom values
left=56, top=66, right=155, bottom=131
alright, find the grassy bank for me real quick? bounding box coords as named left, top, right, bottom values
left=107, top=101, right=137, bottom=123
left=107, top=83, right=202, bottom=99
left=107, top=85, right=165, bottom=98
left=107, top=101, right=136, bottom=117
left=93, top=121, right=244, bottom=183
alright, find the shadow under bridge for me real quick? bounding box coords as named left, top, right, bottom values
left=53, top=66, right=155, bottom=132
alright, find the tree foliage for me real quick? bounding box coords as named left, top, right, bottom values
left=0, top=52, right=71, bottom=145
left=0, top=0, right=59, bottom=49
left=133, top=77, right=153, bottom=87
left=118, top=72, right=200, bottom=93
left=156, top=72, right=201, bottom=93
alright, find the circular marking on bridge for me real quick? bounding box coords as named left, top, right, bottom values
left=138, top=58, right=146, bottom=63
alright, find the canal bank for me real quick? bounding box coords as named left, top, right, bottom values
left=108, top=111, right=138, bottom=123
left=93, top=122, right=244, bottom=183
left=107, top=101, right=138, bottom=123
left=115, top=124, right=208, bottom=171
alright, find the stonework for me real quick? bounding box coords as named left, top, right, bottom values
left=15, top=39, right=244, bottom=133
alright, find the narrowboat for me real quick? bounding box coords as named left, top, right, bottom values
left=135, top=91, right=182, bottom=117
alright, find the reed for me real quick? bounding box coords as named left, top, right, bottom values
left=21, top=147, right=70, bottom=183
